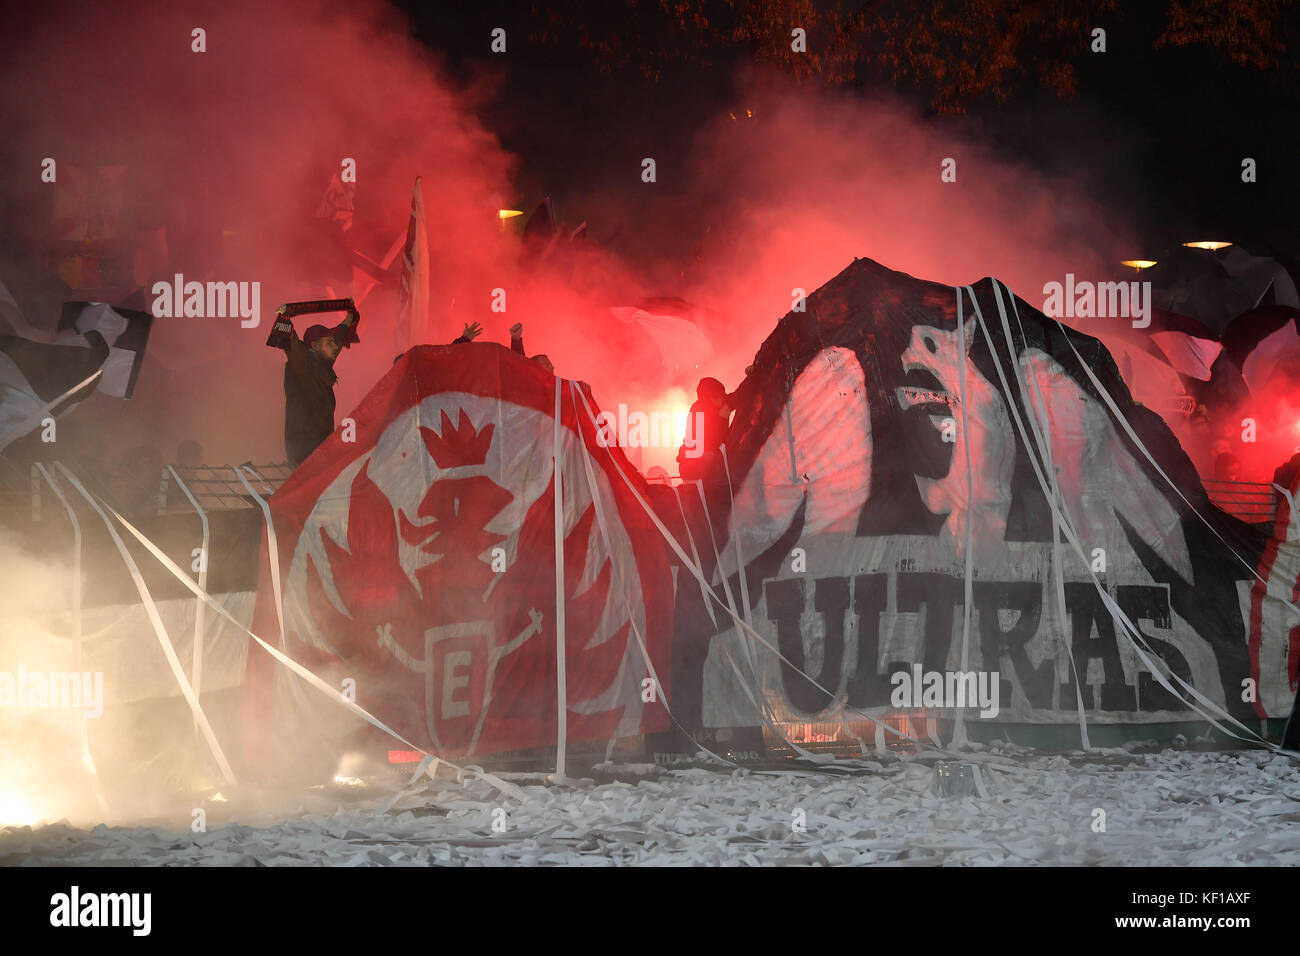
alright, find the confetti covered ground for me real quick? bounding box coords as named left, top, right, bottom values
left=4, top=745, right=1299, bottom=866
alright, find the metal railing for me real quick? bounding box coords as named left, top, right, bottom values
left=1, top=459, right=295, bottom=523
left=1203, top=480, right=1277, bottom=524
left=5, top=461, right=1279, bottom=527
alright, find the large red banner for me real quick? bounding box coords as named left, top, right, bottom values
left=247, top=344, right=673, bottom=765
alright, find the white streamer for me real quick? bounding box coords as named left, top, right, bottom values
left=103, top=498, right=526, bottom=801
left=55, top=463, right=237, bottom=784
left=167, top=466, right=209, bottom=723
left=33, top=465, right=107, bottom=812
left=980, top=281, right=1275, bottom=748
left=570, top=382, right=934, bottom=752
left=552, top=377, right=569, bottom=781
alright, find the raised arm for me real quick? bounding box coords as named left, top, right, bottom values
left=285, top=332, right=318, bottom=386
left=452, top=321, right=484, bottom=344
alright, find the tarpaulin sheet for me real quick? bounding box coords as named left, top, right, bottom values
left=667, top=259, right=1287, bottom=729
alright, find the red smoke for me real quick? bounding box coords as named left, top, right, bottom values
left=0, top=2, right=1134, bottom=470
left=2, top=0, right=519, bottom=462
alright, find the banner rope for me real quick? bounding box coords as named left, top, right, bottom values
left=1045, top=295, right=1300, bottom=613
left=952, top=286, right=977, bottom=749
left=999, top=282, right=1287, bottom=745
left=100, top=494, right=529, bottom=803
left=167, top=466, right=210, bottom=727
left=974, top=281, right=1279, bottom=749
left=957, top=285, right=1093, bottom=750
left=552, top=377, right=569, bottom=781
left=570, top=382, right=938, bottom=754
left=33, top=464, right=108, bottom=813
left=55, top=463, right=237, bottom=784
left=975, top=284, right=1234, bottom=737
left=567, top=382, right=741, bottom=769
left=689, top=468, right=828, bottom=760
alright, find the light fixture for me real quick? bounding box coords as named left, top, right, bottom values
left=1182, top=241, right=1233, bottom=251
left=1121, top=259, right=1157, bottom=272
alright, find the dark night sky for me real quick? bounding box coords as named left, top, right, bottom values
left=394, top=1, right=1300, bottom=265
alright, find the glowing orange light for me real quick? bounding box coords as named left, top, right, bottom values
left=0, top=789, right=40, bottom=826
left=1182, top=241, right=1233, bottom=251
left=1121, top=259, right=1158, bottom=272
left=497, top=209, right=523, bottom=220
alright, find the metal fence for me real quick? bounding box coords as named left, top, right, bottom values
left=1203, top=480, right=1278, bottom=524
left=4, top=458, right=1280, bottom=527
left=1, top=458, right=294, bottom=523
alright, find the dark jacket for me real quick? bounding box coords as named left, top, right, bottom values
left=677, top=397, right=730, bottom=481
left=284, top=335, right=337, bottom=468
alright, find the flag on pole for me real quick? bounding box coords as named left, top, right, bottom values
left=0, top=335, right=107, bottom=452
left=394, top=177, right=430, bottom=351
left=58, top=301, right=153, bottom=398
left=315, top=170, right=355, bottom=234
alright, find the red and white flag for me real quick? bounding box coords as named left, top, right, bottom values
left=394, top=177, right=430, bottom=351
left=245, top=345, right=674, bottom=765
left=315, top=170, right=355, bottom=234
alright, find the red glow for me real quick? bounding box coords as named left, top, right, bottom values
left=3, top=3, right=1132, bottom=471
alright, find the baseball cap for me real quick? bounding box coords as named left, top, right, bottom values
left=303, top=322, right=360, bottom=348
left=303, top=324, right=331, bottom=346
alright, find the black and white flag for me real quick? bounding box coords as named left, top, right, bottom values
left=58, top=301, right=153, bottom=398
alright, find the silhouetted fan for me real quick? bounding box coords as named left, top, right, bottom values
left=522, top=196, right=557, bottom=247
